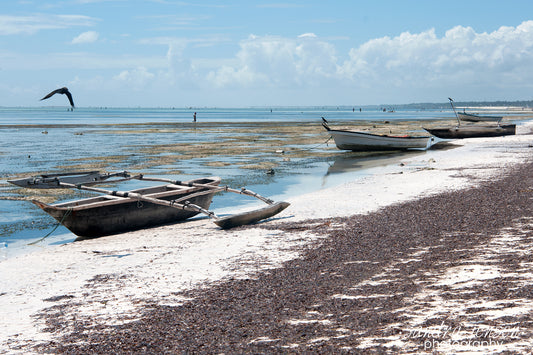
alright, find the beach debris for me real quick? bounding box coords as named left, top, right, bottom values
left=275, top=149, right=285, bottom=154
left=40, top=87, right=75, bottom=109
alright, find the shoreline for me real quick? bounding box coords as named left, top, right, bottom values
left=1, top=122, right=532, bottom=353
left=49, top=156, right=532, bottom=354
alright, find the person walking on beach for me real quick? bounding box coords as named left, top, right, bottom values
left=193, top=112, right=197, bottom=122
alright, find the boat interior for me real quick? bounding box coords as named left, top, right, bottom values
left=49, top=177, right=220, bottom=210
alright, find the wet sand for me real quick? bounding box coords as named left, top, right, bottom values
left=1, top=120, right=532, bottom=354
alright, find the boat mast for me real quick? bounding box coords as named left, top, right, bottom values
left=448, top=97, right=460, bottom=127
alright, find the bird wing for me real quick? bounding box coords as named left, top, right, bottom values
left=40, top=88, right=62, bottom=101
left=64, top=90, right=75, bottom=107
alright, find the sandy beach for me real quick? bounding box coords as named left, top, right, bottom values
left=1, top=121, right=532, bottom=353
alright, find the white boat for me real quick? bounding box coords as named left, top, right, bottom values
left=322, top=119, right=430, bottom=151
left=457, top=112, right=503, bottom=123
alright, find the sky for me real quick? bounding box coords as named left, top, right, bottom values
left=2, top=0, right=533, bottom=107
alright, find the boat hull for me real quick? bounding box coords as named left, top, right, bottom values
left=328, top=129, right=430, bottom=151
left=33, top=177, right=221, bottom=240
left=457, top=112, right=502, bottom=123
left=424, top=124, right=516, bottom=139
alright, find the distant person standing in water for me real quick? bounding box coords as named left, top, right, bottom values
left=193, top=112, right=197, bottom=122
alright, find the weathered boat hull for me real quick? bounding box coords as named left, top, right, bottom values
left=424, top=124, right=516, bottom=139
left=457, top=112, right=502, bottom=123
left=327, top=129, right=430, bottom=151
left=33, top=177, right=220, bottom=240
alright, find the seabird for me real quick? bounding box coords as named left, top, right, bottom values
left=40, top=87, right=75, bottom=108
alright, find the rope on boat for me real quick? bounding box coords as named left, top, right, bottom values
left=27, top=207, right=73, bottom=245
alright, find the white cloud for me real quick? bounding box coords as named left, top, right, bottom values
left=340, top=21, right=533, bottom=88
left=0, top=14, right=98, bottom=35
left=71, top=31, right=99, bottom=44
left=113, top=66, right=155, bottom=89
left=207, top=34, right=337, bottom=88
left=298, top=33, right=317, bottom=38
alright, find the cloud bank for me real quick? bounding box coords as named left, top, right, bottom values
left=201, top=21, right=533, bottom=95
left=73, top=19, right=533, bottom=105
left=4, top=17, right=533, bottom=106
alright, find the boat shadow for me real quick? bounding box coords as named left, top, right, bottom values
left=324, top=141, right=460, bottom=177
left=325, top=150, right=424, bottom=176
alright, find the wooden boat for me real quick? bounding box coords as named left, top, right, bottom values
left=32, top=177, right=220, bottom=240
left=424, top=124, right=516, bottom=139
left=8, top=171, right=290, bottom=239
left=322, top=118, right=430, bottom=151
left=426, top=98, right=516, bottom=139
left=458, top=112, right=503, bottom=123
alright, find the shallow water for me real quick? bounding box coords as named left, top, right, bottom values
left=0, top=106, right=525, bottom=259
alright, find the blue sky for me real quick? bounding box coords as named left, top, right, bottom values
left=2, top=0, right=533, bottom=107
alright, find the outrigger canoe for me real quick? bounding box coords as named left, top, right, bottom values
left=8, top=171, right=290, bottom=240
left=322, top=118, right=430, bottom=151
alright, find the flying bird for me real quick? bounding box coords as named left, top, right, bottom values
left=40, top=87, right=75, bottom=108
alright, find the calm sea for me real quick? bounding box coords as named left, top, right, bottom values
left=0, top=106, right=454, bottom=259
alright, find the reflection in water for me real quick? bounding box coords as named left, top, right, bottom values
left=324, top=136, right=459, bottom=177
left=325, top=150, right=425, bottom=176
left=320, top=141, right=460, bottom=188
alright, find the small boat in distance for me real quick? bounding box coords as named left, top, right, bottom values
left=458, top=112, right=503, bottom=123
left=322, top=118, right=430, bottom=151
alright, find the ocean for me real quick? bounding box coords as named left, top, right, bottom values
left=0, top=106, right=499, bottom=259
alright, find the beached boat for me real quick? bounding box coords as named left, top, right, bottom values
left=424, top=124, right=516, bottom=139
left=458, top=112, right=503, bottom=123
left=9, top=171, right=290, bottom=239
left=322, top=118, right=430, bottom=151
left=427, top=98, right=516, bottom=139
left=32, top=177, right=220, bottom=240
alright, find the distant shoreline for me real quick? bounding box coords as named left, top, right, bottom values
left=2, top=100, right=533, bottom=111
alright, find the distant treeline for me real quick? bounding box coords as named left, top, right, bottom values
left=293, top=100, right=533, bottom=111
left=371, top=100, right=533, bottom=110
